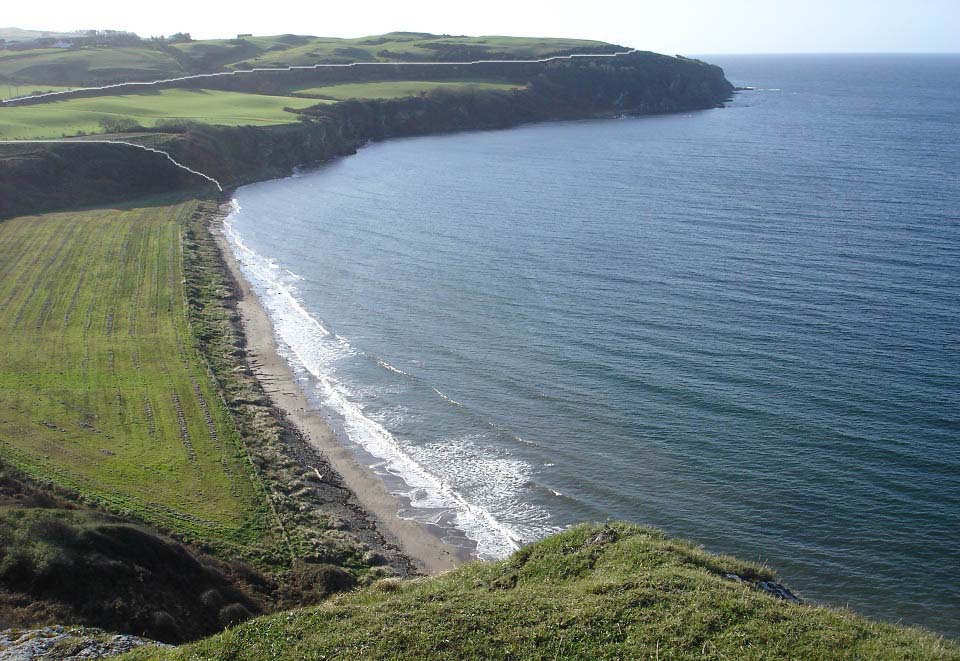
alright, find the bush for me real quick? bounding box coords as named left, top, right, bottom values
left=200, top=588, right=224, bottom=608
left=98, top=116, right=145, bottom=133
left=150, top=610, right=180, bottom=641
left=219, top=602, right=253, bottom=627
left=284, top=562, right=357, bottom=604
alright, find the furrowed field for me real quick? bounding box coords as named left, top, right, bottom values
left=0, top=199, right=276, bottom=555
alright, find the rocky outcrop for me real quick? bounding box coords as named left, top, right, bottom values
left=0, top=626, right=167, bottom=660
left=725, top=572, right=802, bottom=603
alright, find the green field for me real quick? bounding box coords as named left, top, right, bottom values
left=291, top=79, right=524, bottom=100
left=131, top=523, right=958, bottom=660
left=0, top=199, right=274, bottom=553
left=0, top=88, right=323, bottom=139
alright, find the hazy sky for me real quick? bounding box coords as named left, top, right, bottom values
left=7, top=0, right=959, bottom=54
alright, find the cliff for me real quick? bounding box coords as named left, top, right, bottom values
left=0, top=51, right=732, bottom=218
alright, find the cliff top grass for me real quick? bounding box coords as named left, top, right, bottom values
left=129, top=523, right=958, bottom=660
left=0, top=88, right=322, bottom=139
left=0, top=199, right=281, bottom=561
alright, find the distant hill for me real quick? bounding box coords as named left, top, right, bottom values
left=0, top=27, right=84, bottom=43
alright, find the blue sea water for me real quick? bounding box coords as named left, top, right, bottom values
left=225, top=54, right=960, bottom=635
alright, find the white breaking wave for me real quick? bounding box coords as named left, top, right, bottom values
left=222, top=200, right=544, bottom=559
left=431, top=387, right=463, bottom=407
left=374, top=357, right=413, bottom=378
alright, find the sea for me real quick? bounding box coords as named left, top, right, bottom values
left=223, top=54, right=960, bottom=636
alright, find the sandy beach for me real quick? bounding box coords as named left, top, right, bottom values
left=211, top=203, right=466, bottom=576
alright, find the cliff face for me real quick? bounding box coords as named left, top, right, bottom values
left=0, top=52, right=733, bottom=218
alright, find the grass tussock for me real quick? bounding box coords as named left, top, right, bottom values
left=129, top=523, right=958, bottom=660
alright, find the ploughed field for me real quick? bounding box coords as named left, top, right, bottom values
left=0, top=199, right=276, bottom=554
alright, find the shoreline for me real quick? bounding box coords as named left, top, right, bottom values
left=210, top=200, right=467, bottom=576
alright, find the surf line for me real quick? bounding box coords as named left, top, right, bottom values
left=0, top=139, right=223, bottom=191
left=0, top=49, right=639, bottom=104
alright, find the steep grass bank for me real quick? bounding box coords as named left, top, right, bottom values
left=131, top=523, right=958, bottom=660
left=0, top=462, right=272, bottom=642
left=180, top=199, right=416, bottom=577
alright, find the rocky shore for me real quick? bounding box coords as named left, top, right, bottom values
left=0, top=626, right=167, bottom=660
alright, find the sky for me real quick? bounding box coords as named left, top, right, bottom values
left=5, top=0, right=959, bottom=54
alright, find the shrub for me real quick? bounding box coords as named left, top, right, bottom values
left=219, top=602, right=253, bottom=627
left=98, top=116, right=145, bottom=133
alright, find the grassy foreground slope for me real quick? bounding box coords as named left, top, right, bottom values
left=0, top=88, right=322, bottom=139
left=0, top=198, right=278, bottom=557
left=134, top=524, right=957, bottom=661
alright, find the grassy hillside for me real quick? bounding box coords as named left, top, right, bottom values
left=0, top=88, right=322, bottom=139
left=0, top=199, right=279, bottom=558
left=0, top=46, right=185, bottom=87
left=0, top=32, right=621, bottom=89
left=129, top=523, right=958, bottom=660
left=291, top=79, right=523, bottom=101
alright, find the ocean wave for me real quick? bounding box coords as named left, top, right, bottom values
left=374, top=356, right=414, bottom=378
left=431, top=387, right=463, bottom=407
